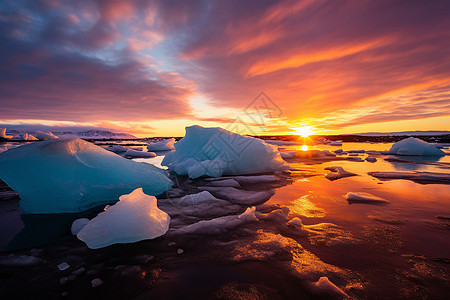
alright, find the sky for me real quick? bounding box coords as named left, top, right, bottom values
left=0, top=0, right=449, bottom=137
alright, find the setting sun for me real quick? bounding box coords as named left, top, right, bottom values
left=294, top=126, right=315, bottom=137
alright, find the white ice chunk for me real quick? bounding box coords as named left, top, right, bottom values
left=174, top=206, right=257, bottom=235
left=147, top=138, right=176, bottom=151
left=71, top=218, right=90, bottom=235
left=324, top=166, right=357, bottom=181
left=388, top=137, right=445, bottom=156
left=34, top=131, right=59, bottom=140
left=0, top=138, right=173, bottom=213
left=77, top=188, right=170, bottom=249
left=124, top=149, right=156, bottom=157
left=345, top=192, right=390, bottom=204
left=162, top=125, right=288, bottom=178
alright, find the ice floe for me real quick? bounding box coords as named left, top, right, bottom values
left=34, top=131, right=59, bottom=140
left=12, top=133, right=38, bottom=141
left=0, top=128, right=13, bottom=139
left=124, top=149, right=156, bottom=157
left=345, top=192, right=390, bottom=204
left=162, top=125, right=288, bottom=178
left=324, top=166, right=357, bottom=180
left=174, top=206, right=257, bottom=235
left=198, top=186, right=275, bottom=205
left=0, top=138, right=173, bottom=213
left=368, top=171, right=450, bottom=184
left=388, top=137, right=445, bottom=156
left=77, top=188, right=170, bottom=249
left=365, top=156, right=377, bottom=163
left=105, top=145, right=129, bottom=153
left=147, top=138, right=176, bottom=151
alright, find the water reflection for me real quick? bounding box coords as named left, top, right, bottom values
left=301, top=145, right=308, bottom=151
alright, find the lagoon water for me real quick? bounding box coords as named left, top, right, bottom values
left=0, top=140, right=449, bottom=299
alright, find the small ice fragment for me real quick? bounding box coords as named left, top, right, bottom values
left=91, top=278, right=103, bottom=288
left=124, top=149, right=156, bottom=157
left=147, top=138, right=176, bottom=151
left=168, top=242, right=176, bottom=246
left=71, top=218, right=90, bottom=235
left=177, top=248, right=184, bottom=255
left=311, top=277, right=348, bottom=298
left=287, top=217, right=303, bottom=229
left=58, top=262, right=70, bottom=271
left=324, top=166, right=357, bottom=181
left=105, top=146, right=129, bottom=152
left=345, top=192, right=389, bottom=204
left=365, top=156, right=377, bottom=163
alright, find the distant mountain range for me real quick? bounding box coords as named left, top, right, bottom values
left=7, top=129, right=137, bottom=139
left=351, top=131, right=450, bottom=136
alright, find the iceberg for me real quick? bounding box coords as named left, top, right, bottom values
left=147, top=138, right=176, bottom=151
left=162, top=125, right=288, bottom=178
left=388, top=137, right=445, bottom=156
left=0, top=139, right=173, bottom=213
left=0, top=128, right=13, bottom=139
left=34, top=131, right=59, bottom=140
left=77, top=188, right=170, bottom=249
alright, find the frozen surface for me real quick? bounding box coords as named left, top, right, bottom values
left=324, top=166, right=357, bottom=180
left=34, top=131, right=59, bottom=140
left=345, top=192, right=390, bottom=204
left=0, top=139, right=173, bottom=213
left=124, top=149, right=156, bottom=157
left=162, top=125, right=288, bottom=178
left=77, top=188, right=170, bottom=249
left=388, top=137, right=445, bottom=156
left=174, top=206, right=257, bottom=235
left=147, top=138, right=176, bottom=151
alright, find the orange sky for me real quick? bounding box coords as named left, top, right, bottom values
left=1, top=0, right=449, bottom=137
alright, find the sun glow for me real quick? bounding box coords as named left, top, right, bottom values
left=294, top=126, right=315, bottom=137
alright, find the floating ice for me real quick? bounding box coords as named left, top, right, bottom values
left=324, top=166, right=357, bottom=181
left=12, top=133, right=38, bottom=141
left=124, top=149, right=156, bottom=157
left=77, top=188, right=170, bottom=249
left=0, top=128, right=13, bottom=139
left=263, top=140, right=301, bottom=146
left=71, top=218, right=90, bottom=235
left=0, top=138, right=173, bottom=213
left=282, top=150, right=336, bottom=159
left=199, top=186, right=275, bottom=205
left=162, top=125, right=288, bottom=178
left=147, top=138, right=176, bottom=151
left=34, top=131, right=59, bottom=140
left=174, top=206, right=257, bottom=235
left=388, top=137, right=445, bottom=156
left=206, top=178, right=241, bottom=188
left=105, top=145, right=129, bottom=153
left=345, top=192, right=390, bottom=204
left=365, top=156, right=377, bottom=163
left=368, top=171, right=450, bottom=184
